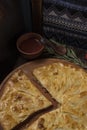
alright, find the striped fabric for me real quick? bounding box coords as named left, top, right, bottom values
left=42, top=0, right=87, bottom=49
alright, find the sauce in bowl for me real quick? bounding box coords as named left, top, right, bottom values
left=20, top=38, right=43, bottom=54
left=16, top=32, right=44, bottom=59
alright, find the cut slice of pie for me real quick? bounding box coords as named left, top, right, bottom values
left=33, top=62, right=87, bottom=104
left=0, top=70, right=52, bottom=130
left=23, top=103, right=87, bottom=130
left=23, top=89, right=87, bottom=130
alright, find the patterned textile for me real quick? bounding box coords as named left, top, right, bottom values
left=42, top=0, right=87, bottom=49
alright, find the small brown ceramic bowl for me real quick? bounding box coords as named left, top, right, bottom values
left=16, top=32, right=44, bottom=60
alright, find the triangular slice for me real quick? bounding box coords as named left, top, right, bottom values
left=22, top=99, right=87, bottom=130
left=0, top=70, right=52, bottom=130
left=33, top=62, right=87, bottom=104
left=22, top=108, right=86, bottom=130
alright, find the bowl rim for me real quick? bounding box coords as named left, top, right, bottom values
left=16, top=32, right=44, bottom=55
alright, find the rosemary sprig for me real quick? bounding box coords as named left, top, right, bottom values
left=44, top=39, right=87, bottom=69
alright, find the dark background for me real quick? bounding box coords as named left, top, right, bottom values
left=0, top=0, right=32, bottom=82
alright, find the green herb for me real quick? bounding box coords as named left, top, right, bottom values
left=43, top=39, right=87, bottom=69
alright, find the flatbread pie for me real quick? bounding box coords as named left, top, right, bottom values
left=0, top=59, right=87, bottom=130
left=0, top=70, right=52, bottom=130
